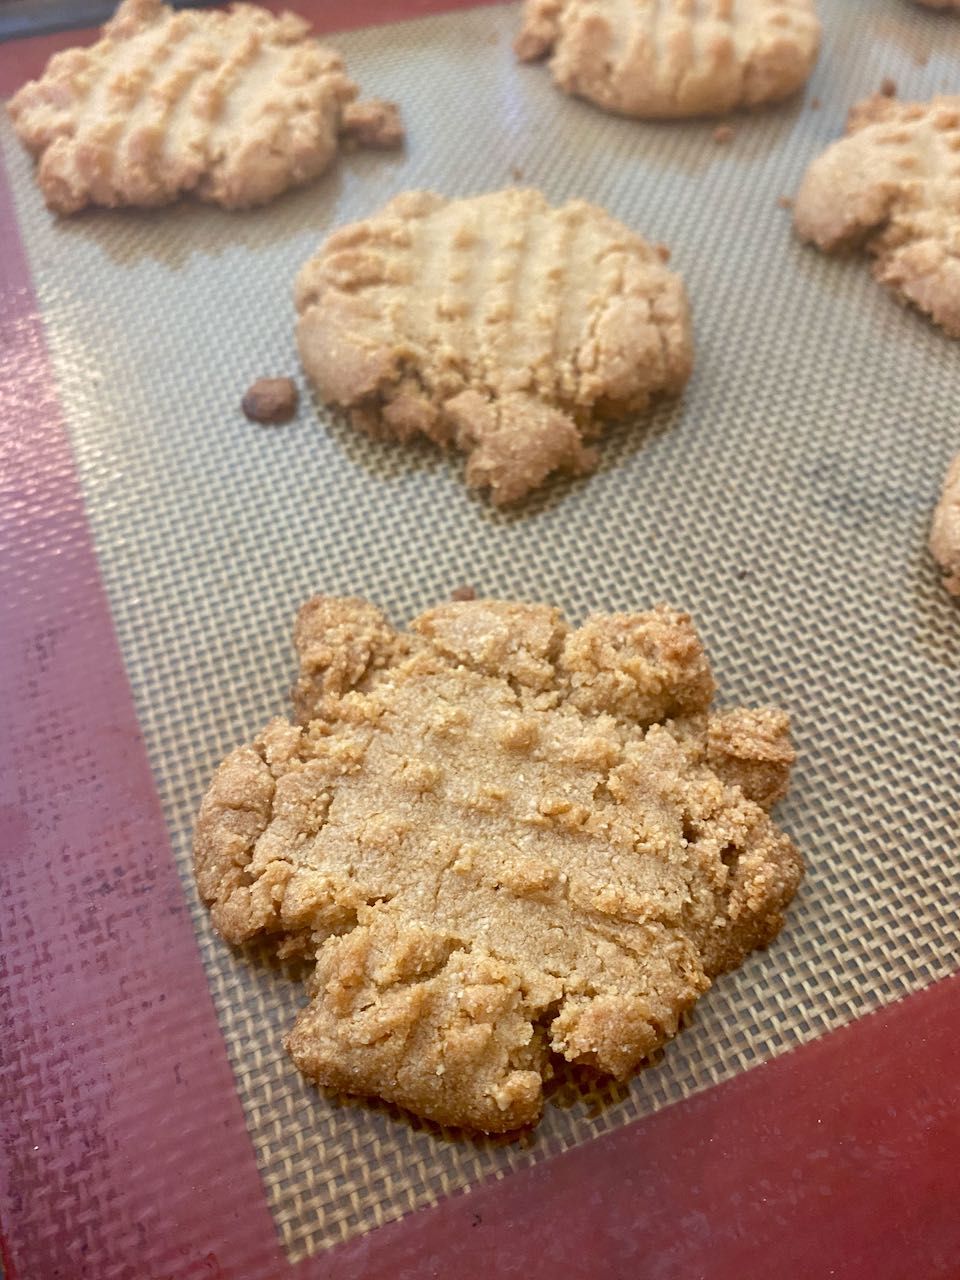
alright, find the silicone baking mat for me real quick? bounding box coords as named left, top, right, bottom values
left=2, top=2, right=960, bottom=1278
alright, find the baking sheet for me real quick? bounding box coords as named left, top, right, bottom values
left=2, top=0, right=959, bottom=1262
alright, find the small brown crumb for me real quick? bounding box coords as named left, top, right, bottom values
left=914, top=51, right=929, bottom=69
left=655, top=243, right=671, bottom=263
left=930, top=453, right=960, bottom=596
left=340, top=99, right=404, bottom=149
left=242, top=377, right=299, bottom=424
left=777, top=195, right=794, bottom=210
left=712, top=124, right=734, bottom=145
left=880, top=77, right=897, bottom=98
left=510, top=164, right=525, bottom=181
left=451, top=585, right=477, bottom=602
left=810, top=96, right=821, bottom=110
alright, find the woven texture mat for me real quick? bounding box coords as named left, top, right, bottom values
left=3, top=0, right=959, bottom=1261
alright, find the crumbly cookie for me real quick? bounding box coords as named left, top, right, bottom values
left=295, top=188, right=693, bottom=505
left=794, top=94, right=960, bottom=337
left=7, top=0, right=400, bottom=214
left=515, top=0, right=820, bottom=119
left=195, top=595, right=802, bottom=1133
left=930, top=453, right=960, bottom=594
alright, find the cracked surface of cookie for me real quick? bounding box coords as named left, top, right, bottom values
left=515, top=0, right=820, bottom=119
left=294, top=188, right=693, bottom=505
left=794, top=94, right=960, bottom=337
left=6, top=0, right=398, bottom=214
left=930, top=453, right=960, bottom=595
left=195, top=596, right=802, bottom=1133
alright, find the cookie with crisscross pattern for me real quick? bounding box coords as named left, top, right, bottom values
left=295, top=188, right=693, bottom=504
left=195, top=595, right=801, bottom=1132
left=515, top=0, right=820, bottom=119
left=795, top=93, right=960, bottom=337
left=7, top=0, right=400, bottom=213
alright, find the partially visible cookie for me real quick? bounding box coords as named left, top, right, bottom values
left=7, top=0, right=400, bottom=213
left=195, top=595, right=802, bottom=1133
left=515, top=0, right=820, bottom=119
left=794, top=94, right=960, bottom=337
left=295, top=188, right=693, bottom=504
left=930, top=453, right=960, bottom=594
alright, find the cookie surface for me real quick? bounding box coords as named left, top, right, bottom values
left=515, top=0, right=820, bottom=119
left=195, top=596, right=802, bottom=1133
left=930, top=453, right=960, bottom=594
left=295, top=188, right=693, bottom=504
left=6, top=0, right=396, bottom=213
left=794, top=94, right=960, bottom=337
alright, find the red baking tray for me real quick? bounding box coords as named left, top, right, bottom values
left=2, top=3, right=960, bottom=1277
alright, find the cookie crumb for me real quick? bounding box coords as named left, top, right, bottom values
left=914, top=51, right=929, bottom=69
left=930, top=453, right=960, bottom=595
left=340, top=98, right=404, bottom=149
left=712, top=124, right=734, bottom=145
left=242, top=377, right=299, bottom=424
left=810, top=96, right=821, bottom=110
left=451, top=585, right=477, bottom=601
left=655, top=242, right=672, bottom=262
left=510, top=164, right=525, bottom=181
left=777, top=195, right=794, bottom=210
left=880, top=77, right=897, bottom=98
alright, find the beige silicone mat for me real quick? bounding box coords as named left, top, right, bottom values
left=3, top=0, right=959, bottom=1261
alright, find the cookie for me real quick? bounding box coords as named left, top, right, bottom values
left=794, top=94, right=960, bottom=337
left=7, top=0, right=400, bottom=214
left=295, top=188, right=693, bottom=505
left=195, top=595, right=802, bottom=1133
left=515, top=0, right=820, bottom=119
left=930, top=453, right=960, bottom=594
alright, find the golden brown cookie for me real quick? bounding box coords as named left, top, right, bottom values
left=515, top=0, right=820, bottom=119
left=7, top=0, right=400, bottom=214
left=195, top=595, right=802, bottom=1133
left=794, top=94, right=960, bottom=337
left=295, top=188, right=693, bottom=505
left=930, top=453, right=960, bottom=594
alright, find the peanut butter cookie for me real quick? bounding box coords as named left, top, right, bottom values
left=794, top=94, right=960, bottom=337
left=7, top=0, right=401, bottom=214
left=515, top=0, right=820, bottom=119
left=295, top=188, right=693, bottom=505
left=195, top=595, right=802, bottom=1133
